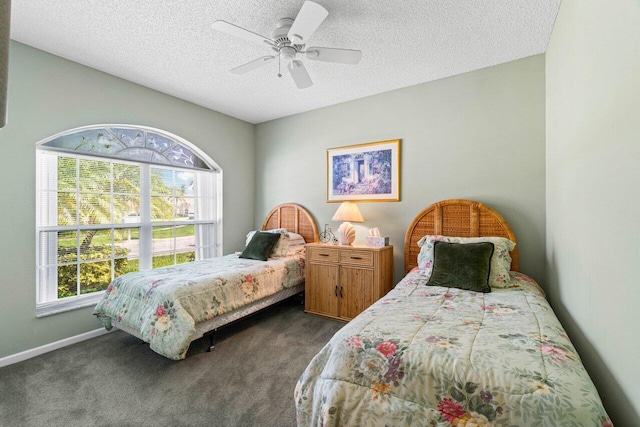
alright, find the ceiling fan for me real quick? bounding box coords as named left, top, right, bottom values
left=212, top=1, right=362, bottom=89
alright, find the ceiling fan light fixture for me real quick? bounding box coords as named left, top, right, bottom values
left=279, top=46, right=297, bottom=61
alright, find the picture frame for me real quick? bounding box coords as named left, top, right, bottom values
left=327, top=139, right=400, bottom=202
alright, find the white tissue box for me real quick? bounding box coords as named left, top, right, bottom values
left=365, top=236, right=389, bottom=247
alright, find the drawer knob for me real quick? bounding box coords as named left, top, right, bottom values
left=350, top=256, right=362, bottom=260
left=319, top=253, right=330, bottom=257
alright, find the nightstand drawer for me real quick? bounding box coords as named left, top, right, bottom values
left=339, top=249, right=374, bottom=267
left=307, top=246, right=339, bottom=263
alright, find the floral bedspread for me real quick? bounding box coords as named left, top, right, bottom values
left=93, top=254, right=305, bottom=360
left=295, top=270, right=611, bottom=427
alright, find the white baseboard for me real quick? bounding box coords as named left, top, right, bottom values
left=0, top=328, right=113, bottom=368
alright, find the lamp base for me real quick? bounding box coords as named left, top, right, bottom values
left=336, top=222, right=356, bottom=245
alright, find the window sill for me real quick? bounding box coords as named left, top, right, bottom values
left=36, top=292, right=105, bottom=318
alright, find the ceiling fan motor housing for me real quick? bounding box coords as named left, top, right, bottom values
left=272, top=18, right=304, bottom=55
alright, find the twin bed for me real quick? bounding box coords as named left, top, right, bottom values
left=295, top=199, right=611, bottom=426
left=93, top=198, right=610, bottom=425
left=93, top=203, right=318, bottom=360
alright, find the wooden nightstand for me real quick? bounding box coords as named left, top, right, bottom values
left=304, top=243, right=394, bottom=322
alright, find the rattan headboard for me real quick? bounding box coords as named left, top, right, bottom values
left=404, top=199, right=518, bottom=274
left=262, top=203, right=319, bottom=243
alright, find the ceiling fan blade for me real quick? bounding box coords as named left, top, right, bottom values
left=287, top=60, right=313, bottom=89
left=230, top=56, right=276, bottom=74
left=305, top=47, right=362, bottom=65
left=212, top=20, right=274, bottom=47
left=287, top=1, right=328, bottom=45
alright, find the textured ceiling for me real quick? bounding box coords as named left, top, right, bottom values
left=10, top=0, right=560, bottom=124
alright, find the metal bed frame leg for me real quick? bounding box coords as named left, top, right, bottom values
left=206, top=328, right=218, bottom=352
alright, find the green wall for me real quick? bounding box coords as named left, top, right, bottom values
left=3, top=11, right=635, bottom=422
left=256, top=55, right=546, bottom=285
left=546, top=1, right=640, bottom=424
left=0, top=42, right=255, bottom=358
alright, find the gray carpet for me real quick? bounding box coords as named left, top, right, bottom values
left=0, top=298, right=343, bottom=427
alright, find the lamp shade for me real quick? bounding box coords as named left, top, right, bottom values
left=332, top=202, right=364, bottom=245
left=331, top=201, right=364, bottom=223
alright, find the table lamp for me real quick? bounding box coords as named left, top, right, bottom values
left=331, top=201, right=364, bottom=245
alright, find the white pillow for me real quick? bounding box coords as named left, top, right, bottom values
left=287, top=232, right=307, bottom=255
left=417, top=235, right=516, bottom=288
left=245, top=229, right=290, bottom=258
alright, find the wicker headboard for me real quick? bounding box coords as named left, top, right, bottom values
left=262, top=203, right=319, bottom=243
left=404, top=199, right=518, bottom=274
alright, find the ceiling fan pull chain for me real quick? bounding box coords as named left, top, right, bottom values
left=278, top=52, right=282, bottom=77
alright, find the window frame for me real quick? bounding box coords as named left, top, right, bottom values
left=35, top=125, right=223, bottom=317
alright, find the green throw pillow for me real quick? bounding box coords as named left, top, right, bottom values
left=239, top=231, right=281, bottom=261
left=426, top=241, right=494, bottom=293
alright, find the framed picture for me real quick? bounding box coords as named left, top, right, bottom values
left=327, top=139, right=400, bottom=202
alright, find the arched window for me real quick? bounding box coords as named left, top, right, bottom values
left=36, top=125, right=222, bottom=316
